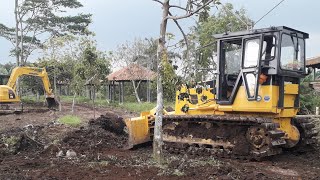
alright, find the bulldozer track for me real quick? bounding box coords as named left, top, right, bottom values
left=293, top=117, right=318, bottom=148
left=161, top=115, right=286, bottom=160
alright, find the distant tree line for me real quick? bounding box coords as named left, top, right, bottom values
left=0, top=2, right=256, bottom=103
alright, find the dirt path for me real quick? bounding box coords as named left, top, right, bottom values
left=0, top=103, right=319, bottom=179
left=0, top=103, right=135, bottom=131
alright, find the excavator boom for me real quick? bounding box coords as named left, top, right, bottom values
left=0, top=66, right=58, bottom=113
left=7, top=67, right=53, bottom=94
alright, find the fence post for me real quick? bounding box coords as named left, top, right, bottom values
left=316, top=107, right=319, bottom=115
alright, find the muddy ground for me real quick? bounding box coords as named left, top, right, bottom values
left=0, top=103, right=319, bottom=180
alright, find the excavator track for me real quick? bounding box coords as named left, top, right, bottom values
left=161, top=115, right=286, bottom=160
left=293, top=117, right=318, bottom=150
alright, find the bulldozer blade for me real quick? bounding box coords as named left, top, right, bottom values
left=124, top=108, right=172, bottom=148
left=125, top=115, right=151, bottom=148
left=46, top=97, right=59, bottom=109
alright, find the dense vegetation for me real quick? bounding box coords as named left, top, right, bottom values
left=1, top=1, right=318, bottom=114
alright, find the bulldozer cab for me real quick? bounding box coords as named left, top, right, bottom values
left=215, top=26, right=309, bottom=106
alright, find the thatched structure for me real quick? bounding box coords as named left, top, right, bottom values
left=107, top=64, right=156, bottom=103
left=306, top=56, right=320, bottom=91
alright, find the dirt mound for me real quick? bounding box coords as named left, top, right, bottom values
left=61, top=112, right=128, bottom=159
left=0, top=126, right=45, bottom=158
left=89, top=112, right=127, bottom=135
left=62, top=127, right=127, bottom=151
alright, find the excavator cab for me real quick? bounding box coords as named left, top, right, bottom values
left=125, top=26, right=317, bottom=160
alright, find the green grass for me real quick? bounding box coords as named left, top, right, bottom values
left=59, top=96, right=174, bottom=113
left=118, top=102, right=157, bottom=113
left=21, top=95, right=174, bottom=113
left=58, top=115, right=81, bottom=127
left=111, top=101, right=174, bottom=113
left=21, top=96, right=45, bottom=103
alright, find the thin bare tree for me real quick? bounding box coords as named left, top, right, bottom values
left=152, top=0, right=219, bottom=163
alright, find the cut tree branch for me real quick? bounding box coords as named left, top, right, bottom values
left=166, top=0, right=214, bottom=20
left=152, top=0, right=164, bottom=5
left=168, top=11, right=189, bottom=58
left=169, top=5, right=187, bottom=11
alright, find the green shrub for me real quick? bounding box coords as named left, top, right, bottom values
left=300, top=83, right=320, bottom=114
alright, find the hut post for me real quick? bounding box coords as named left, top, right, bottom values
left=147, top=80, right=151, bottom=102
left=106, top=83, right=109, bottom=101
left=121, top=82, right=124, bottom=103
left=112, top=80, right=116, bottom=103
left=118, top=81, right=122, bottom=104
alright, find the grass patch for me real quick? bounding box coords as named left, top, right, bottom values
left=21, top=96, right=45, bottom=103
left=118, top=102, right=156, bottom=113
left=59, top=96, right=174, bottom=113
left=58, top=115, right=81, bottom=127
left=3, top=136, right=20, bottom=147
left=22, top=95, right=175, bottom=113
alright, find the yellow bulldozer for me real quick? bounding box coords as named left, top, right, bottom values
left=124, top=26, right=318, bottom=159
left=0, top=66, right=58, bottom=113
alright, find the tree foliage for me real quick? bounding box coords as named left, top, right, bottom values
left=0, top=0, right=92, bottom=65
left=197, top=3, right=252, bottom=69
left=177, top=3, right=252, bottom=81
left=32, top=35, right=110, bottom=98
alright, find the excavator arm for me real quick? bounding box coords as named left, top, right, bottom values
left=7, top=67, right=53, bottom=95
left=5, top=66, right=58, bottom=109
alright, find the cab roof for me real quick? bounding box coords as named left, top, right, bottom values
left=214, top=26, right=309, bottom=40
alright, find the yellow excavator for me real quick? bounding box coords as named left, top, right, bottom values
left=124, top=26, right=318, bottom=159
left=0, top=66, right=58, bottom=113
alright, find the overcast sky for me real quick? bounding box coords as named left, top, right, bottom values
left=0, top=0, right=319, bottom=64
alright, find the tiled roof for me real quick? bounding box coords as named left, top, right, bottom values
left=306, top=56, right=320, bottom=68
left=107, top=64, right=156, bottom=81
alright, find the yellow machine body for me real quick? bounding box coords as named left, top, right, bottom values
left=126, top=84, right=300, bottom=147
left=124, top=27, right=316, bottom=158
left=0, top=67, right=58, bottom=113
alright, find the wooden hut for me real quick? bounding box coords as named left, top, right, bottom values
left=307, top=56, right=320, bottom=91
left=107, top=64, right=156, bottom=103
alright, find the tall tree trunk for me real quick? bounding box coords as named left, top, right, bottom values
left=20, top=19, right=24, bottom=65
left=53, top=46, right=57, bottom=97
left=14, top=0, right=19, bottom=66
left=71, top=92, right=76, bottom=113
left=14, top=0, right=20, bottom=96
left=86, top=86, right=90, bottom=99
left=153, top=0, right=169, bottom=164
left=92, top=85, right=96, bottom=119
left=54, top=67, right=57, bottom=94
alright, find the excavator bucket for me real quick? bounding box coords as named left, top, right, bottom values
left=46, top=96, right=59, bottom=109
